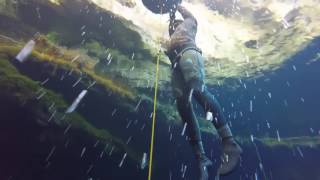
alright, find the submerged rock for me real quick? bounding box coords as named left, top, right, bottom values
left=244, top=39, right=259, bottom=49
left=117, top=0, right=136, bottom=8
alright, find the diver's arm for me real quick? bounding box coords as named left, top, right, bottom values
left=177, top=5, right=196, bottom=22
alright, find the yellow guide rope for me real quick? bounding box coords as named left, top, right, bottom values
left=148, top=1, right=163, bottom=179
left=147, top=51, right=161, bottom=180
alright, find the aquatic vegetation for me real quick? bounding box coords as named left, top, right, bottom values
left=0, top=0, right=17, bottom=18
left=84, top=40, right=106, bottom=60
left=0, top=39, right=135, bottom=99
left=0, top=57, right=139, bottom=160
left=259, top=136, right=320, bottom=148
left=1, top=0, right=320, bottom=179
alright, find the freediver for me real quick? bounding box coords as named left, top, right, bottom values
left=165, top=5, right=243, bottom=180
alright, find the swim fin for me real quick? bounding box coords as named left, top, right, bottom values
left=217, top=139, right=242, bottom=176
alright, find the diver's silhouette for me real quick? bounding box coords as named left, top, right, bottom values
left=165, top=5, right=243, bottom=180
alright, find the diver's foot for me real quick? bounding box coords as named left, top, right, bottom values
left=198, top=155, right=212, bottom=180
left=217, top=138, right=242, bottom=176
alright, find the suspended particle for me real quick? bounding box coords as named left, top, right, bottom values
left=182, top=165, right=187, bottom=178
left=292, top=65, right=297, bottom=71
left=180, top=163, right=184, bottom=173
left=126, top=136, right=132, bottom=145
left=66, top=90, right=88, bottom=113
left=48, top=102, right=55, bottom=111
left=229, top=121, right=233, bottom=127
left=41, top=78, right=50, bottom=86
left=45, top=146, right=56, bottom=162
left=71, top=55, right=80, bottom=63
left=250, top=135, right=254, bottom=142
left=259, top=162, right=263, bottom=171
left=276, top=130, right=281, bottom=142
left=16, top=39, right=36, bottom=63
left=72, top=77, right=82, bottom=87
left=255, top=172, right=259, bottom=180
left=134, top=99, right=143, bottom=111
left=286, top=81, right=291, bottom=87
left=68, top=69, right=74, bottom=76
left=81, top=147, right=86, bottom=158
left=48, top=110, right=56, bottom=122
left=310, top=128, right=314, bottom=134
left=141, top=124, right=146, bottom=131
left=249, top=100, right=253, bottom=112
left=111, top=109, right=117, bottom=116
left=86, top=164, right=93, bottom=174
left=126, top=120, right=132, bottom=129
left=140, top=153, right=148, bottom=170
left=206, top=112, right=213, bottom=121
left=45, top=161, right=51, bottom=169
left=109, top=146, right=114, bottom=156
left=281, top=18, right=290, bottom=29
left=64, top=139, right=70, bottom=148
left=266, top=120, right=271, bottom=129
left=268, top=92, right=272, bottom=99
left=94, top=140, right=99, bottom=148
left=296, top=146, right=304, bottom=158
left=245, top=55, right=250, bottom=63
left=36, top=91, right=47, bottom=100
left=100, top=150, right=104, bottom=159
left=35, top=88, right=44, bottom=95
left=87, top=81, right=96, bottom=89
left=181, top=123, right=187, bottom=136
left=64, top=124, right=72, bottom=134
left=119, top=153, right=127, bottom=168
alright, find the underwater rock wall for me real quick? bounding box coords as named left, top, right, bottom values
left=0, top=0, right=320, bottom=179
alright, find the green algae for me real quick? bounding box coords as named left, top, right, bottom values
left=0, top=39, right=136, bottom=99
left=0, top=57, right=139, bottom=161
left=259, top=136, right=320, bottom=148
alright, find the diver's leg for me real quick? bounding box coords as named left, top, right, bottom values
left=176, top=91, right=204, bottom=158
left=193, top=87, right=227, bottom=129
left=179, top=49, right=242, bottom=176
left=175, top=88, right=212, bottom=180
left=175, top=50, right=213, bottom=179
left=191, top=82, right=243, bottom=176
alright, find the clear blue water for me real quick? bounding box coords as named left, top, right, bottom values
left=0, top=1, right=320, bottom=180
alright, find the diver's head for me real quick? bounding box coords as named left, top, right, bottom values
left=169, top=19, right=183, bottom=36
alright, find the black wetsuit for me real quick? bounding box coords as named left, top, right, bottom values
left=167, top=6, right=227, bottom=150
